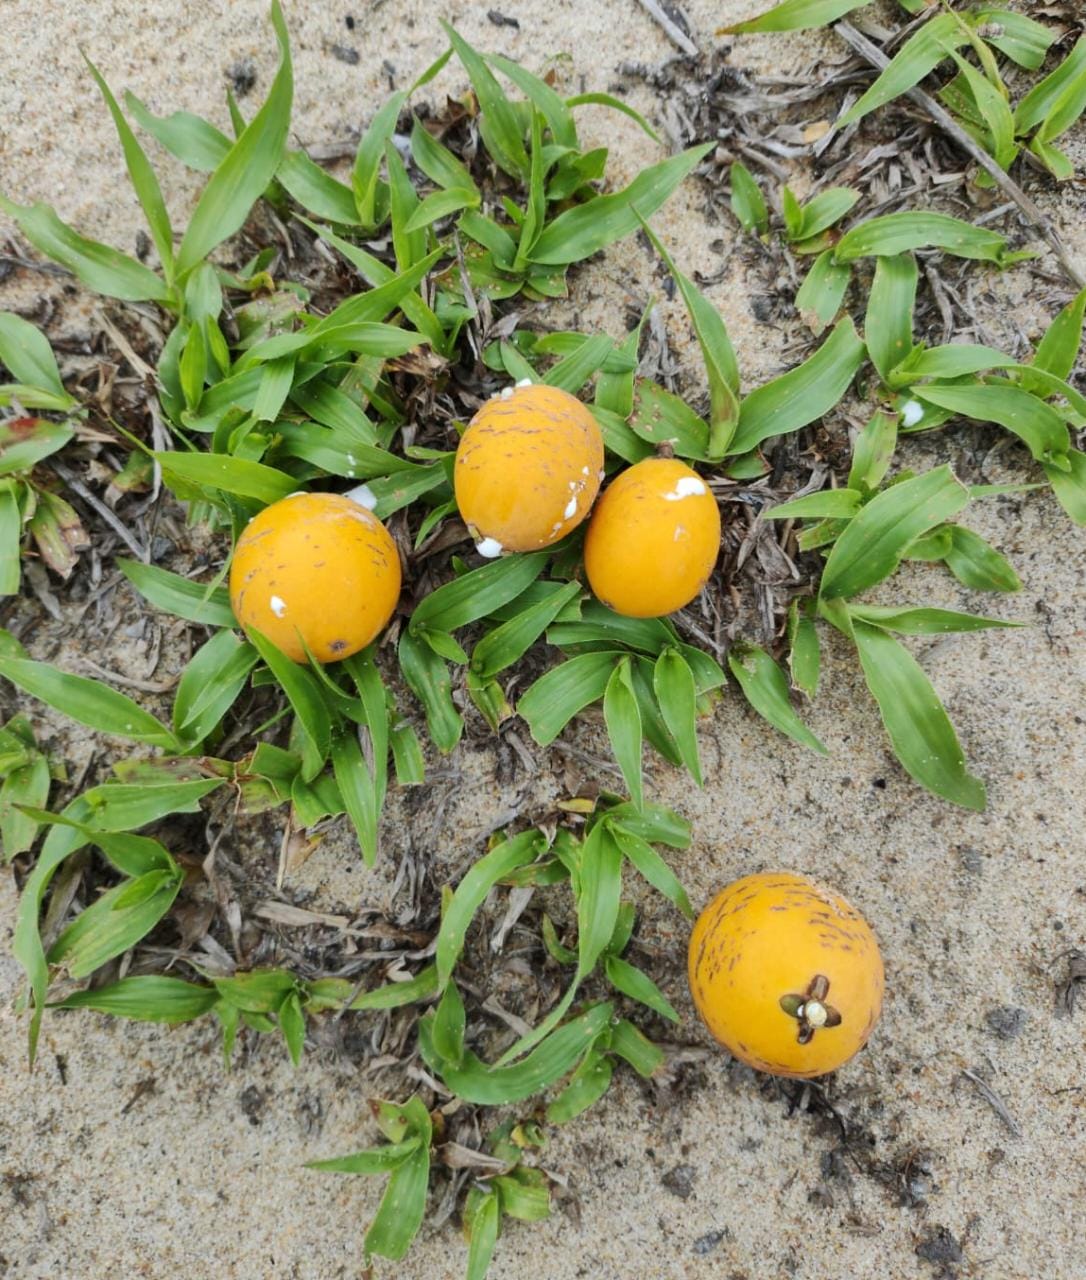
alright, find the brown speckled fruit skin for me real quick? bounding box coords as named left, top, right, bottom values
left=454, top=383, right=604, bottom=552
left=583, top=457, right=720, bottom=618
left=229, top=492, right=401, bottom=664
left=688, top=872, right=885, bottom=1079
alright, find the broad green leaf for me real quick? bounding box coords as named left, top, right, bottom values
left=247, top=628, right=331, bottom=781
left=628, top=379, right=710, bottom=460
left=603, top=661, right=643, bottom=810
left=720, top=0, right=870, bottom=33
left=331, top=730, right=380, bottom=866
left=866, top=253, right=917, bottom=383
left=795, top=250, right=850, bottom=335
left=350, top=964, right=438, bottom=1011
left=576, top=822, right=625, bottom=979
left=0, top=314, right=71, bottom=399
left=545, top=1049, right=613, bottom=1124
left=0, top=484, right=21, bottom=595
left=607, top=825, right=692, bottom=918
left=409, top=117, right=479, bottom=192
left=443, top=23, right=529, bottom=179
left=173, top=629, right=258, bottom=745
left=385, top=142, right=425, bottom=271
left=118, top=559, right=235, bottom=627
left=0, top=418, right=75, bottom=477
left=653, top=649, right=702, bottom=785
left=81, top=778, right=223, bottom=831
left=490, top=54, right=579, bottom=148
left=84, top=55, right=174, bottom=279
left=1025, top=286, right=1086, bottom=390
left=50, top=975, right=219, bottom=1023
left=849, top=620, right=986, bottom=810
left=730, top=318, right=864, bottom=454
left=840, top=14, right=968, bottom=127
left=641, top=222, right=739, bottom=456
left=1044, top=448, right=1086, bottom=525
left=1036, top=51, right=1086, bottom=144
left=603, top=799, right=691, bottom=849
left=728, top=643, right=827, bottom=754
left=436, top=829, right=543, bottom=988
left=464, top=1189, right=501, bottom=1280
left=277, top=149, right=359, bottom=224
left=786, top=602, right=820, bottom=698
left=278, top=990, right=306, bottom=1066
left=530, top=144, right=713, bottom=265
left=364, top=1145, right=431, bottom=1261
left=948, top=53, right=1016, bottom=171
left=820, top=464, right=969, bottom=600
left=398, top=628, right=462, bottom=753
left=519, top=651, right=621, bottom=745
left=834, top=211, right=1016, bottom=265
left=943, top=524, right=1021, bottom=592
left=471, top=581, right=582, bottom=680
left=155, top=451, right=296, bottom=504
left=604, top=954, right=679, bottom=1022
left=913, top=384, right=1069, bottom=467
left=971, top=9, right=1054, bottom=70
left=352, top=90, right=406, bottom=228
left=49, top=871, right=181, bottom=979
left=608, top=1018, right=665, bottom=1077
left=0, top=752, right=50, bottom=860
left=729, top=160, right=769, bottom=235
left=176, top=0, right=293, bottom=275
left=0, top=654, right=177, bottom=748
left=848, top=604, right=1020, bottom=634
left=403, top=187, right=477, bottom=232
left=765, top=488, right=862, bottom=520
left=0, top=197, right=171, bottom=303
left=542, top=333, right=614, bottom=394
left=124, top=92, right=230, bottom=170
left=307, top=1138, right=420, bottom=1177
left=419, top=1002, right=614, bottom=1105
left=797, top=187, right=860, bottom=240
left=213, top=968, right=295, bottom=1013
left=411, top=553, right=548, bottom=635
left=1015, top=38, right=1086, bottom=135
left=897, top=344, right=1016, bottom=382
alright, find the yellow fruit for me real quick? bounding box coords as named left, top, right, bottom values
left=583, top=457, right=720, bottom=617
left=454, top=381, right=604, bottom=555
left=229, top=492, right=401, bottom=664
left=688, top=872, right=884, bottom=1078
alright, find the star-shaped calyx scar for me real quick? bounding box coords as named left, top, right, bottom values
left=779, top=974, right=842, bottom=1045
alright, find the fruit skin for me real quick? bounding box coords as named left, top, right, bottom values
left=454, top=382, right=604, bottom=553
left=583, top=456, right=720, bottom=618
left=688, top=872, right=884, bottom=1079
left=229, top=492, right=401, bottom=664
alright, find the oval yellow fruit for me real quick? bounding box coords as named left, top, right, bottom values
left=229, top=492, right=401, bottom=664
left=454, top=381, right=604, bottom=555
left=688, top=871, right=884, bottom=1078
left=583, top=457, right=720, bottom=617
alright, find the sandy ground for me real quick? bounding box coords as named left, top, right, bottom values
left=1, top=2, right=1085, bottom=1278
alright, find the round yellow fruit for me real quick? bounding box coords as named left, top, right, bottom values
left=229, top=492, right=401, bottom=664
left=583, top=457, right=720, bottom=617
left=688, top=872, right=884, bottom=1078
left=454, top=381, right=604, bottom=555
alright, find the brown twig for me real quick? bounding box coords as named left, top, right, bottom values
left=834, top=19, right=1086, bottom=290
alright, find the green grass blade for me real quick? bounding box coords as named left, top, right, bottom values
left=942, top=525, right=1021, bottom=592
left=83, top=55, right=174, bottom=280
left=730, top=318, right=864, bottom=454
left=1015, top=37, right=1086, bottom=134
left=50, top=975, right=219, bottom=1023
left=729, top=160, right=769, bottom=235
left=912, top=383, right=1070, bottom=467
left=840, top=13, right=967, bottom=127
left=576, top=822, right=624, bottom=979
left=820, top=464, right=969, bottom=600
left=652, top=649, right=702, bottom=785
left=850, top=619, right=986, bottom=810
left=363, top=1145, right=431, bottom=1261
left=530, top=144, right=712, bottom=266
left=118, top=559, right=235, bottom=627
left=866, top=253, right=917, bottom=383
left=518, top=651, right=621, bottom=745
left=124, top=92, right=230, bottom=170
left=277, top=149, right=360, bottom=224
left=154, top=451, right=297, bottom=504
left=795, top=250, right=851, bottom=335
left=0, top=196, right=170, bottom=303
left=398, top=628, right=463, bottom=753
left=443, top=23, right=529, bottom=179
left=175, top=0, right=293, bottom=275
left=603, top=660, right=643, bottom=810
left=411, top=553, right=548, bottom=635
left=247, top=628, right=332, bottom=781
left=471, top=581, right=582, bottom=680
left=0, top=313, right=70, bottom=399
left=728, top=643, right=827, bottom=754
left=173, top=630, right=258, bottom=746
left=1043, top=448, right=1086, bottom=525
left=834, top=211, right=1014, bottom=264
left=720, top=0, right=871, bottom=34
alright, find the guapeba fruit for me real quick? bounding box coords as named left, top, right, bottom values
left=229, top=491, right=401, bottom=664
left=688, top=872, right=884, bottom=1078
left=583, top=456, right=720, bottom=617
left=454, top=380, right=604, bottom=556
